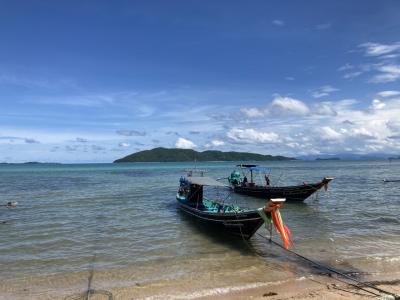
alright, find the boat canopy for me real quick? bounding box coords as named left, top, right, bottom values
left=247, top=167, right=271, bottom=172
left=236, top=164, right=258, bottom=168
left=187, top=176, right=228, bottom=187
left=236, top=165, right=271, bottom=172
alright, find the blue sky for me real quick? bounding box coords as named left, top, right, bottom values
left=1, top=1, right=400, bottom=162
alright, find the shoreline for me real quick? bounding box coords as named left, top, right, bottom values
left=2, top=270, right=399, bottom=300
left=81, top=273, right=400, bottom=300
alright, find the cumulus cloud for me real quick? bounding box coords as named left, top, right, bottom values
left=210, top=140, right=225, bottom=146
left=271, top=96, right=310, bottom=115
left=227, top=128, right=279, bottom=144
left=175, top=137, right=197, bottom=149
left=350, top=127, right=376, bottom=139
left=229, top=90, right=400, bottom=155
left=311, top=85, right=339, bottom=98
left=386, top=121, right=400, bottom=132
left=116, top=129, right=146, bottom=136
left=315, top=103, right=337, bottom=116
left=371, top=99, right=386, bottom=110
left=342, top=120, right=355, bottom=125
left=317, top=126, right=342, bottom=141
left=204, top=139, right=225, bottom=148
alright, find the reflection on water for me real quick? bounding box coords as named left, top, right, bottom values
left=0, top=160, right=399, bottom=299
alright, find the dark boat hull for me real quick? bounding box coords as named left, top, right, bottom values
left=232, top=178, right=332, bottom=201
left=176, top=197, right=265, bottom=239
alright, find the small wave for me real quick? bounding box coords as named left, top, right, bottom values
left=367, top=256, right=400, bottom=262
left=138, top=277, right=310, bottom=300
left=373, top=216, right=400, bottom=225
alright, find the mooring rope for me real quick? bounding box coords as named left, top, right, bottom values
left=254, top=232, right=400, bottom=299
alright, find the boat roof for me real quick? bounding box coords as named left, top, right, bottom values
left=187, top=176, right=228, bottom=187
left=247, top=167, right=271, bottom=172
left=237, top=164, right=258, bottom=168
left=236, top=165, right=271, bottom=172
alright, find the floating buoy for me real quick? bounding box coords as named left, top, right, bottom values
left=5, top=201, right=18, bottom=208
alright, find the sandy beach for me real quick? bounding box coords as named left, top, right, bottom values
left=73, top=273, right=400, bottom=300
left=38, top=272, right=397, bottom=300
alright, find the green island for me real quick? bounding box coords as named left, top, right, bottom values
left=114, top=147, right=295, bottom=163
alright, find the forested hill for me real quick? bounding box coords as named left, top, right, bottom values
left=113, top=147, right=295, bottom=163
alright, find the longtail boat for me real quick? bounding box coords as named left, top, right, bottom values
left=176, top=174, right=291, bottom=245
left=228, top=165, right=333, bottom=202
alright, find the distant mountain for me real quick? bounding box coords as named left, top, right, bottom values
left=299, top=153, right=399, bottom=161
left=114, top=147, right=295, bottom=163
left=315, top=157, right=340, bottom=161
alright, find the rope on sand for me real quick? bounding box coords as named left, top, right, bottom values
left=255, top=232, right=400, bottom=300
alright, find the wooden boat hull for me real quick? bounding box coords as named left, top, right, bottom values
left=232, top=178, right=332, bottom=201
left=176, top=196, right=265, bottom=239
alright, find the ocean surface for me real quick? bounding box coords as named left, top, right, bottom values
left=0, top=160, right=399, bottom=299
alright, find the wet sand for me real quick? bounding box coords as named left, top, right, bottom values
left=1, top=269, right=399, bottom=299
left=89, top=273, right=400, bottom=300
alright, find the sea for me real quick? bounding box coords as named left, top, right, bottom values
left=0, top=160, right=399, bottom=299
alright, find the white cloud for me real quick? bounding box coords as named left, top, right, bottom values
left=240, top=107, right=265, bottom=118
left=359, top=42, right=400, bottom=57
left=370, top=65, right=400, bottom=83
left=271, top=96, right=310, bottom=115
left=205, top=139, right=225, bottom=148
left=210, top=139, right=225, bottom=146
left=311, top=85, right=339, bottom=98
left=343, top=71, right=362, bottom=79
left=335, top=99, right=358, bottom=108
left=377, top=90, right=400, bottom=98
left=175, top=137, right=197, bottom=149
left=350, top=127, right=376, bottom=139
left=272, top=20, right=285, bottom=26
left=371, top=99, right=386, bottom=110
left=315, top=103, right=337, bottom=116
left=227, top=128, right=279, bottom=143
left=119, top=142, right=130, bottom=148
left=285, top=76, right=295, bottom=81
left=317, top=126, right=342, bottom=141
left=338, top=63, right=354, bottom=71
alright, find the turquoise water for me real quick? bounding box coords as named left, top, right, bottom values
left=0, top=161, right=399, bottom=299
